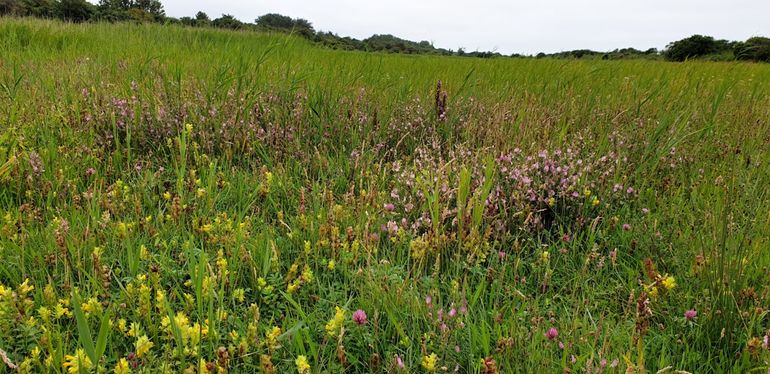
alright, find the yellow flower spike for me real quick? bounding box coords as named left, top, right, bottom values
left=38, top=306, right=51, bottom=322
left=266, top=326, right=282, bottom=350
left=295, top=355, right=310, bottom=374
left=649, top=286, right=659, bottom=298
left=421, top=353, right=438, bottom=372
left=18, top=279, right=34, bottom=295
left=233, top=288, right=245, bottom=302
left=62, top=349, right=92, bottom=374
left=325, top=306, right=346, bottom=337
left=135, top=335, right=154, bottom=358
left=662, top=275, right=677, bottom=290
left=114, top=358, right=131, bottom=374
left=117, top=319, right=127, bottom=333
left=185, top=123, right=193, bottom=133
left=327, top=259, right=336, bottom=271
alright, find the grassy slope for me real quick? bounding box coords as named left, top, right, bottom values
left=1, top=18, right=769, bottom=373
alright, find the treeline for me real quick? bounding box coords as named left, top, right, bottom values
left=1, top=0, right=769, bottom=62
left=539, top=35, right=770, bottom=62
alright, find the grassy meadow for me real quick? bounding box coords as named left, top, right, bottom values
left=1, top=18, right=769, bottom=373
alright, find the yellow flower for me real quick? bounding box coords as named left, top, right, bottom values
left=117, top=319, right=127, bottom=333
left=30, top=347, right=40, bottom=359
left=233, top=288, right=245, bottom=303
left=128, top=322, right=143, bottom=337
left=114, top=358, right=131, bottom=374
left=135, top=335, right=154, bottom=358
left=583, top=188, right=592, bottom=197
left=185, top=123, right=193, bottom=133
left=63, top=349, right=92, bottom=374
left=18, top=278, right=34, bottom=295
left=38, top=306, right=51, bottom=321
left=541, top=251, right=550, bottom=263
left=421, top=353, right=438, bottom=372
left=325, top=306, right=345, bottom=337
left=592, top=197, right=600, bottom=207
left=547, top=197, right=556, bottom=207
left=662, top=275, right=676, bottom=290
left=266, top=326, right=282, bottom=350
left=649, top=286, right=659, bottom=298
left=301, top=265, right=314, bottom=282
left=54, top=303, right=71, bottom=319
left=295, top=355, right=310, bottom=373
left=327, top=259, right=336, bottom=271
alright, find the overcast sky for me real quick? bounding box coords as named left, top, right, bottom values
left=157, top=0, right=770, bottom=55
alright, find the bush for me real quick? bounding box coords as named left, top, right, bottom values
left=59, top=0, right=94, bottom=22
left=734, top=37, right=770, bottom=62
left=663, top=35, right=733, bottom=61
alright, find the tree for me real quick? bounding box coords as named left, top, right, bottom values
left=664, top=35, right=724, bottom=61
left=59, top=0, right=94, bottom=22
left=211, top=14, right=242, bottom=29
left=194, top=11, right=209, bottom=26
left=22, top=0, right=58, bottom=18
left=0, top=0, right=22, bottom=15
left=97, top=0, right=164, bottom=22
left=734, top=37, right=770, bottom=62
left=255, top=13, right=294, bottom=29
left=292, top=18, right=314, bottom=38
left=255, top=13, right=315, bottom=38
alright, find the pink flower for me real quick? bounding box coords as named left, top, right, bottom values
left=685, top=309, right=697, bottom=321
left=425, top=295, right=432, bottom=306
left=622, top=223, right=631, bottom=231
left=85, top=167, right=96, bottom=176
left=395, top=355, right=404, bottom=368
left=384, top=203, right=395, bottom=211
left=448, top=308, right=457, bottom=318
left=353, top=309, right=367, bottom=325
left=545, top=327, right=559, bottom=341
left=498, top=251, right=506, bottom=260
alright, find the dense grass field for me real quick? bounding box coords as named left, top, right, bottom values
left=1, top=18, right=769, bottom=373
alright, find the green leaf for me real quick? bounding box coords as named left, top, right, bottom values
left=71, top=292, right=96, bottom=363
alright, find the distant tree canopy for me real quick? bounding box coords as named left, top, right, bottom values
left=2, top=2, right=770, bottom=63
left=734, top=37, right=770, bottom=62
left=95, top=0, right=165, bottom=22
left=211, top=14, right=242, bottom=29
left=59, top=0, right=94, bottom=22
left=663, top=35, right=734, bottom=61
left=255, top=13, right=314, bottom=37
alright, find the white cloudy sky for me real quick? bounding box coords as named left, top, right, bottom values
left=157, top=0, right=769, bottom=55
